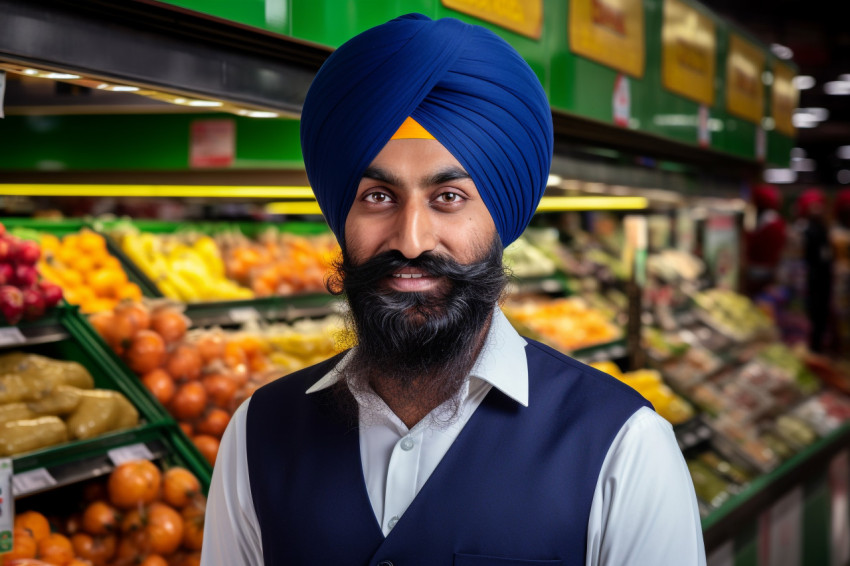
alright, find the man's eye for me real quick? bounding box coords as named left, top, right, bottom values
left=438, top=192, right=460, bottom=203
left=365, top=192, right=389, bottom=203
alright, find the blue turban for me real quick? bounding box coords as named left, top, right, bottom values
left=300, top=13, right=554, bottom=247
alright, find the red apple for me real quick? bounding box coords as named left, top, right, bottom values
left=15, top=240, right=40, bottom=265
left=38, top=280, right=63, bottom=308
left=0, top=239, right=10, bottom=263
left=0, top=264, right=12, bottom=285
left=13, top=265, right=38, bottom=288
left=0, top=285, right=24, bottom=325
left=22, top=288, right=45, bottom=321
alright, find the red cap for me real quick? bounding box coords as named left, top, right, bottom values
left=836, top=189, right=850, bottom=213
left=796, top=187, right=826, bottom=217
left=752, top=183, right=781, bottom=210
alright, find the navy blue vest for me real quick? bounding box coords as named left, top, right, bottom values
left=246, top=338, right=651, bottom=566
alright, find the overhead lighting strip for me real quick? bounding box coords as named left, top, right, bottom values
left=0, top=184, right=315, bottom=199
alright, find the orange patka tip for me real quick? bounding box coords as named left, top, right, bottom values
left=390, top=117, right=436, bottom=140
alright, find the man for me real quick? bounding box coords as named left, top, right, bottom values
left=795, top=188, right=833, bottom=352
left=745, top=183, right=787, bottom=296
left=202, top=13, right=705, bottom=566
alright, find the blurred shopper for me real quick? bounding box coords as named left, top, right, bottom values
left=796, top=188, right=833, bottom=352
left=832, top=189, right=850, bottom=356
left=202, top=13, right=705, bottom=566
left=745, top=183, right=787, bottom=296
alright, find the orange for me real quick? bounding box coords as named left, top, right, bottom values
left=116, top=282, right=143, bottom=302
left=37, top=533, right=75, bottom=566
left=4, top=528, right=37, bottom=560
left=78, top=229, right=107, bottom=254
left=108, top=461, right=162, bottom=509
left=162, top=468, right=201, bottom=509
left=88, top=268, right=127, bottom=298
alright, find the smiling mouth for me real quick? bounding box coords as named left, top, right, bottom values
left=392, top=273, right=425, bottom=279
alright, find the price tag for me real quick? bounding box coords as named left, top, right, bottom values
left=0, top=459, right=12, bottom=554
left=12, top=467, right=56, bottom=496
left=108, top=443, right=155, bottom=466
left=229, top=307, right=260, bottom=323
left=0, top=328, right=25, bottom=347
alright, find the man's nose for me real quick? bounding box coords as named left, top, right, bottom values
left=389, top=200, right=437, bottom=259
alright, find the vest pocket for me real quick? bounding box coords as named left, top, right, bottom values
left=454, top=553, right=562, bottom=566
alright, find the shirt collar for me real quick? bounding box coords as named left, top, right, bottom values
left=305, top=307, right=529, bottom=406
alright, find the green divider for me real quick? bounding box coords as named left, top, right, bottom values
left=803, top=474, right=830, bottom=566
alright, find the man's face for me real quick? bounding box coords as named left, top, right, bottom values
left=345, top=138, right=497, bottom=275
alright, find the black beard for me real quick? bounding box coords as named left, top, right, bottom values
left=327, top=236, right=509, bottom=419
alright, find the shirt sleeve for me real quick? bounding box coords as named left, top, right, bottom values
left=201, top=399, right=264, bottom=565
left=585, top=406, right=706, bottom=566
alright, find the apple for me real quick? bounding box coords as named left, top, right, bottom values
left=22, top=288, right=45, bottom=321
left=15, top=240, right=40, bottom=266
left=13, top=265, right=38, bottom=288
left=0, top=239, right=10, bottom=263
left=0, top=285, right=24, bottom=325
left=38, top=280, right=63, bottom=308
left=0, top=264, right=12, bottom=285
left=0, top=223, right=5, bottom=237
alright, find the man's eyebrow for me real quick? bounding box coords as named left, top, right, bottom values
left=423, top=166, right=471, bottom=187
left=361, top=166, right=403, bottom=187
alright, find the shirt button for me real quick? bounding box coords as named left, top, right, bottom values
left=387, top=516, right=399, bottom=530
left=400, top=437, right=415, bottom=451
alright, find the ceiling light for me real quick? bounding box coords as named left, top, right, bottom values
left=840, top=74, right=850, bottom=82
left=792, top=115, right=818, bottom=128
left=187, top=100, right=223, bottom=107
left=793, top=76, right=815, bottom=90
left=770, top=43, right=794, bottom=60
left=796, top=107, right=829, bottom=121
left=837, top=146, right=850, bottom=160
left=547, top=175, right=563, bottom=187
left=44, top=73, right=80, bottom=80
left=237, top=110, right=279, bottom=118
left=764, top=168, right=797, bottom=184
left=22, top=69, right=38, bottom=75
left=112, top=86, right=140, bottom=92
left=839, top=170, right=850, bottom=184
left=825, top=81, right=850, bottom=95
left=174, top=98, right=187, bottom=104
left=791, top=147, right=806, bottom=159
left=791, top=157, right=816, bottom=172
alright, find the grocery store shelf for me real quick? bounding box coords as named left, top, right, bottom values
left=12, top=423, right=171, bottom=497
left=0, top=315, right=70, bottom=350
left=1, top=184, right=315, bottom=199
left=183, top=294, right=340, bottom=327
left=701, top=421, right=850, bottom=551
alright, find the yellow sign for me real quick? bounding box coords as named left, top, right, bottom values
left=442, top=0, right=543, bottom=39
left=726, top=34, right=765, bottom=124
left=662, top=0, right=716, bottom=105
left=569, top=0, right=645, bottom=78
left=772, top=62, right=798, bottom=137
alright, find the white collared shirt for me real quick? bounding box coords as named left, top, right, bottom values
left=202, top=309, right=706, bottom=565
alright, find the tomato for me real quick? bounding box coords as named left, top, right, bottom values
left=195, top=408, right=230, bottom=438
left=151, top=308, right=188, bottom=344
left=169, top=383, right=207, bottom=421
left=145, top=503, right=184, bottom=556
left=141, top=368, right=177, bottom=405
left=201, top=375, right=238, bottom=409
left=37, top=533, right=74, bottom=566
left=70, top=533, right=116, bottom=566
left=166, top=345, right=202, bottom=382
left=126, top=330, right=166, bottom=375
left=161, top=468, right=201, bottom=509
left=108, top=460, right=162, bottom=509
left=81, top=501, right=119, bottom=536
left=181, top=504, right=205, bottom=551
left=192, top=435, right=220, bottom=466
left=14, top=511, right=50, bottom=542
left=195, top=332, right=225, bottom=364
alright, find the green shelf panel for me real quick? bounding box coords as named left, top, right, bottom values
left=183, top=293, right=339, bottom=328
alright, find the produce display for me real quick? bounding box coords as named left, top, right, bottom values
left=88, top=300, right=344, bottom=465
left=502, top=297, right=621, bottom=353
left=5, top=460, right=205, bottom=565
left=113, top=230, right=253, bottom=303
left=217, top=230, right=339, bottom=296
left=0, top=352, right=138, bottom=457
left=692, top=289, right=776, bottom=342
left=589, top=361, right=695, bottom=425
left=32, top=230, right=141, bottom=315
left=0, top=223, right=63, bottom=324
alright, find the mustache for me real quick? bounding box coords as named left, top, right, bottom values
left=330, top=246, right=507, bottom=297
